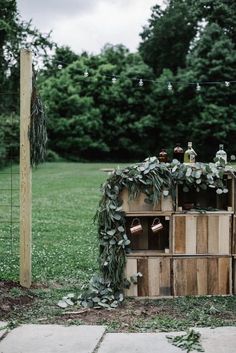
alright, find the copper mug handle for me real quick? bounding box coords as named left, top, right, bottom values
left=130, top=218, right=143, bottom=234
left=151, top=218, right=163, bottom=233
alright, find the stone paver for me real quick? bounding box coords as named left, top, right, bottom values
left=192, top=327, right=236, bottom=353
left=0, top=324, right=105, bottom=353
left=97, top=332, right=182, bottom=353
left=97, top=327, right=236, bottom=353
left=0, top=322, right=8, bottom=339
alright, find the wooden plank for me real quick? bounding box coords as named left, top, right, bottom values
left=148, top=258, right=160, bottom=296
left=125, top=258, right=138, bottom=297
left=232, top=216, right=236, bottom=254
left=218, top=215, right=230, bottom=254
left=196, top=216, right=208, bottom=254
left=159, top=257, right=171, bottom=295
left=174, top=216, right=186, bottom=254
left=137, top=258, right=149, bottom=296
left=197, top=258, right=208, bottom=295
left=161, top=195, right=173, bottom=212
left=186, top=258, right=198, bottom=295
left=218, top=257, right=230, bottom=294
left=120, top=189, right=161, bottom=213
left=208, top=216, right=219, bottom=254
left=20, top=49, right=32, bottom=288
left=173, top=258, right=187, bottom=296
left=207, top=258, right=219, bottom=294
left=233, top=258, right=236, bottom=295
left=185, top=216, right=196, bottom=254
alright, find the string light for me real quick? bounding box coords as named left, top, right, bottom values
left=196, top=82, right=201, bottom=92
left=37, top=58, right=236, bottom=92
left=168, top=82, right=173, bottom=91
left=138, top=79, right=144, bottom=87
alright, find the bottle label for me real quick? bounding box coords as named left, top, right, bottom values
left=190, top=153, right=195, bottom=163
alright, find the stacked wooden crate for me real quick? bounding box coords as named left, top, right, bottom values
left=122, top=177, right=235, bottom=297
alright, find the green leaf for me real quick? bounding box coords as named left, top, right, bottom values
left=107, top=229, right=116, bottom=236
left=113, top=213, right=121, bottom=220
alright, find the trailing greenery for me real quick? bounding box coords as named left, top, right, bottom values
left=29, top=76, right=48, bottom=167
left=80, top=157, right=235, bottom=308
left=167, top=329, right=204, bottom=353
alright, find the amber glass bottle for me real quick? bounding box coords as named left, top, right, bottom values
left=159, top=149, right=168, bottom=163
left=173, top=143, right=184, bottom=162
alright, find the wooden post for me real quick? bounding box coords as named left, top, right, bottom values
left=20, top=49, right=32, bottom=288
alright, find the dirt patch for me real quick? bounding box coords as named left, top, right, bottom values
left=0, top=280, right=35, bottom=317
left=0, top=281, right=236, bottom=332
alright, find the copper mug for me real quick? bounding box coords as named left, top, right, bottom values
left=130, top=218, right=143, bottom=234
left=151, top=218, right=163, bottom=233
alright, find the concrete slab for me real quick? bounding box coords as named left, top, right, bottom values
left=192, top=327, right=236, bottom=353
left=97, top=332, right=182, bottom=353
left=0, top=324, right=106, bottom=353
left=0, top=322, right=8, bottom=339
left=97, top=327, right=236, bottom=353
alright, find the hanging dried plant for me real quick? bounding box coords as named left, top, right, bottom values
left=29, top=72, right=47, bottom=167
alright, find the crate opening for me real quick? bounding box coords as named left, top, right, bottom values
left=126, top=216, right=170, bottom=252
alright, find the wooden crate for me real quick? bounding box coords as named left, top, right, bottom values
left=120, top=188, right=173, bottom=213
left=176, top=175, right=235, bottom=212
left=125, top=256, right=172, bottom=297
left=173, top=214, right=231, bottom=255
left=173, top=256, right=232, bottom=296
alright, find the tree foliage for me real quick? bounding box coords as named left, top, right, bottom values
left=1, top=0, right=236, bottom=163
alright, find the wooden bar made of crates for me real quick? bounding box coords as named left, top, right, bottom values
left=125, top=255, right=232, bottom=297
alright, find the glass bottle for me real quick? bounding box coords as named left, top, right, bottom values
left=216, top=144, right=227, bottom=163
left=159, top=149, right=168, bottom=163
left=184, top=142, right=197, bottom=163
left=173, top=143, right=184, bottom=163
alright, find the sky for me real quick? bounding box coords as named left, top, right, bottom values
left=17, top=0, right=165, bottom=54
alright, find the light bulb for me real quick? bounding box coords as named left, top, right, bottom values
left=196, top=83, right=201, bottom=92
left=112, top=76, right=117, bottom=84
left=57, top=64, right=62, bottom=70
left=225, top=81, right=230, bottom=87
left=138, top=79, right=144, bottom=87
left=168, top=82, right=173, bottom=91
left=84, top=70, right=89, bottom=77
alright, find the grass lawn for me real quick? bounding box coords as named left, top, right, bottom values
left=0, top=161, right=236, bottom=331
left=0, top=162, right=123, bottom=285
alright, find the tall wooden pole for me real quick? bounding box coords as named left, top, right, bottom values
left=20, top=49, right=32, bottom=288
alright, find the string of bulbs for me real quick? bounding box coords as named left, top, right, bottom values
left=55, top=64, right=236, bottom=91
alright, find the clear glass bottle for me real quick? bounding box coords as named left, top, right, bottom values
left=216, top=144, right=227, bottom=163
left=184, top=142, right=197, bottom=163
left=173, top=143, right=184, bottom=162
left=159, top=149, right=168, bottom=163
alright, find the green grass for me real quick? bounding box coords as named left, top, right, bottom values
left=0, top=162, right=125, bottom=286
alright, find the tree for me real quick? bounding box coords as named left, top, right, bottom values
left=40, top=46, right=161, bottom=161
left=139, top=1, right=197, bottom=75
left=184, top=22, right=236, bottom=159
left=0, top=0, right=54, bottom=114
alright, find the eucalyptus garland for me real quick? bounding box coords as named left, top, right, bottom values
left=79, top=157, right=235, bottom=308
left=29, top=74, right=47, bottom=167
